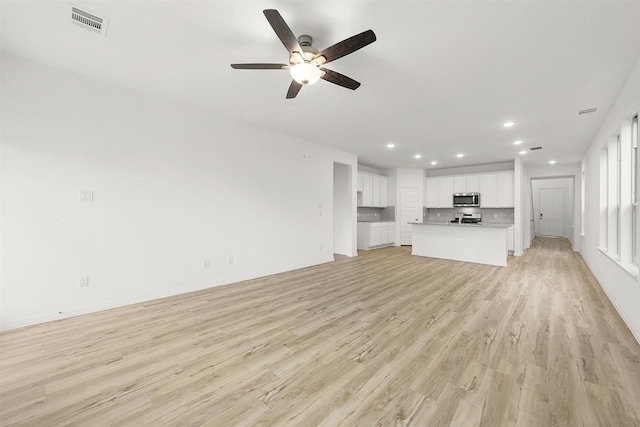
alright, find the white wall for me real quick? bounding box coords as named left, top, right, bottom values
left=531, top=177, right=574, bottom=241
left=0, top=54, right=357, bottom=329
left=523, top=163, right=581, bottom=251
left=581, top=57, right=640, bottom=343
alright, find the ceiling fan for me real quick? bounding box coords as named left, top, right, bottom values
left=231, top=9, right=376, bottom=99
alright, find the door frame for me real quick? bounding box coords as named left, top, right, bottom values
left=537, top=187, right=565, bottom=237
left=527, top=176, right=576, bottom=246
left=399, top=187, right=421, bottom=246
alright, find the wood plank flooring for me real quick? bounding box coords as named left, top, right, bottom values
left=1, top=237, right=640, bottom=426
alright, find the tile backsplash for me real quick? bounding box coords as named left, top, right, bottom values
left=358, top=206, right=395, bottom=221
left=425, top=207, right=514, bottom=224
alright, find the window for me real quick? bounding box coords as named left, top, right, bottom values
left=581, top=164, right=585, bottom=236
left=605, top=136, right=620, bottom=257
left=616, top=135, right=621, bottom=256
left=600, top=113, right=638, bottom=273
left=600, top=148, right=608, bottom=249
left=633, top=115, right=639, bottom=265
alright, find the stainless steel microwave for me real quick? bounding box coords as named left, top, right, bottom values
left=453, top=192, right=480, bottom=207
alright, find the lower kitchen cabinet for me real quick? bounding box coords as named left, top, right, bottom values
left=507, top=226, right=514, bottom=252
left=357, top=222, right=395, bottom=250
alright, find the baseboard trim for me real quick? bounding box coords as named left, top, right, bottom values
left=1, top=255, right=334, bottom=331
left=579, top=252, right=640, bottom=346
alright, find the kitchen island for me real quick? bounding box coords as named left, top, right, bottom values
left=411, top=222, right=513, bottom=267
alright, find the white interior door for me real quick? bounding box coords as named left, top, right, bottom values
left=539, top=188, right=564, bottom=237
left=400, top=188, right=420, bottom=245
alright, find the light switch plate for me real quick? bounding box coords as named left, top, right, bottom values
left=78, top=190, right=94, bottom=202
left=78, top=275, right=89, bottom=288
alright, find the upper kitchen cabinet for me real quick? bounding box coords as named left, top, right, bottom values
left=357, top=172, right=364, bottom=192
left=425, top=178, right=439, bottom=208
left=424, top=177, right=453, bottom=208
left=480, top=172, right=514, bottom=208
left=453, top=176, right=466, bottom=193
left=373, top=176, right=381, bottom=206
left=357, top=172, right=388, bottom=207
left=426, top=171, right=513, bottom=209
left=438, top=177, right=453, bottom=208
left=479, top=174, right=498, bottom=207
left=453, top=175, right=480, bottom=194
left=362, top=174, right=374, bottom=206
left=465, top=175, right=480, bottom=193
left=497, top=172, right=514, bottom=207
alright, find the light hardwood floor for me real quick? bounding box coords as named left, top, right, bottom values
left=1, top=238, right=640, bottom=426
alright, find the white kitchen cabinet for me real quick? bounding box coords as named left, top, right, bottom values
left=497, top=172, right=514, bottom=207
left=380, top=177, right=388, bottom=207
left=370, top=224, right=381, bottom=246
left=425, top=177, right=439, bottom=208
left=426, top=171, right=512, bottom=209
left=357, top=172, right=388, bottom=207
left=480, top=174, right=498, bottom=207
left=372, top=176, right=381, bottom=207
left=361, top=174, right=374, bottom=206
left=357, top=172, right=363, bottom=192
left=507, top=226, right=514, bottom=252
left=438, top=177, right=453, bottom=208
left=453, top=176, right=466, bottom=193
left=465, top=175, right=480, bottom=193
left=357, top=222, right=395, bottom=249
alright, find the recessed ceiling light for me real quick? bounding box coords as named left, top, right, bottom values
left=503, top=121, right=515, bottom=128
left=548, top=160, right=557, bottom=164
left=519, top=150, right=527, bottom=155
left=386, top=143, right=395, bottom=148
left=431, top=161, right=437, bottom=165
left=456, top=153, right=464, bottom=158
left=414, top=154, right=422, bottom=159
left=513, top=140, right=523, bottom=145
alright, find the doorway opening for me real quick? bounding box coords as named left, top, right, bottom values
left=400, top=187, right=420, bottom=245
left=530, top=177, right=574, bottom=240
left=333, top=162, right=352, bottom=256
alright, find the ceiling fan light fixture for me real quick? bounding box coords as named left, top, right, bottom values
left=290, top=63, right=321, bottom=85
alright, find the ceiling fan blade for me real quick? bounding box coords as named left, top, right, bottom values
left=313, top=30, right=376, bottom=65
left=263, top=9, right=303, bottom=56
left=320, top=68, right=361, bottom=90
left=286, top=80, right=303, bottom=99
left=230, top=63, right=289, bottom=70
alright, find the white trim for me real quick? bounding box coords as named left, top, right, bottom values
left=1, top=255, right=335, bottom=331
left=594, top=263, right=640, bottom=345
left=598, top=246, right=639, bottom=279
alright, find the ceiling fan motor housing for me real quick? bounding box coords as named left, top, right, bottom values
left=297, top=35, right=319, bottom=62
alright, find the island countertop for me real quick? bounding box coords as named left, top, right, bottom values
left=410, top=221, right=513, bottom=229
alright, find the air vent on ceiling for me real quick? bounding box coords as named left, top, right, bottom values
left=578, top=107, right=598, bottom=115
left=530, top=146, right=543, bottom=151
left=68, top=4, right=108, bottom=36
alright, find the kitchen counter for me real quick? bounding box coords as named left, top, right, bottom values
left=411, top=222, right=509, bottom=267
left=358, top=220, right=395, bottom=223
left=411, top=221, right=513, bottom=228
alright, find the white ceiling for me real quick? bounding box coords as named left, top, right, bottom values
left=2, top=1, right=640, bottom=170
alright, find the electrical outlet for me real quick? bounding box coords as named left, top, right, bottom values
left=203, top=259, right=211, bottom=269
left=78, top=190, right=94, bottom=202
left=227, top=256, right=234, bottom=265
left=78, top=275, right=89, bottom=288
